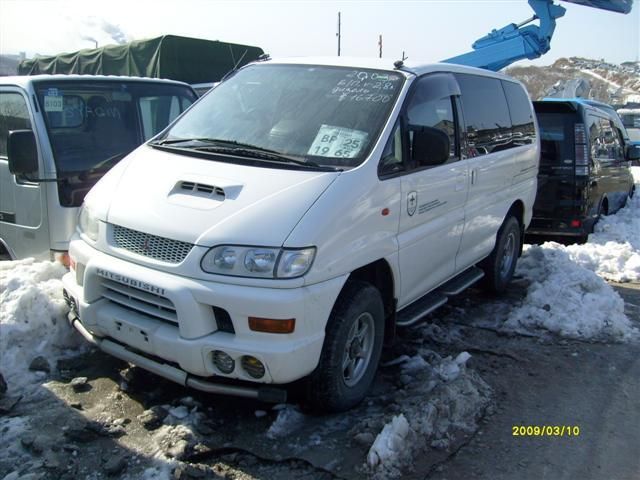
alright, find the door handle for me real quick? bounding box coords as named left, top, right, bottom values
left=471, top=169, right=477, bottom=185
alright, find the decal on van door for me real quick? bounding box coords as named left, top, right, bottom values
left=407, top=191, right=417, bottom=216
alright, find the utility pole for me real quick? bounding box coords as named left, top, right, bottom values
left=378, top=35, right=383, bottom=58
left=337, top=12, right=341, bottom=56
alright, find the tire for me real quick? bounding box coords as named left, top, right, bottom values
left=480, top=216, right=520, bottom=294
left=306, top=280, right=384, bottom=413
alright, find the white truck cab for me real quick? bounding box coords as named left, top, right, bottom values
left=62, top=58, right=539, bottom=411
left=0, top=75, right=197, bottom=260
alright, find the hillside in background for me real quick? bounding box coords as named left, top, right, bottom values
left=506, top=57, right=640, bottom=107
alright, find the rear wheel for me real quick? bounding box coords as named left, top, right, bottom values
left=480, top=216, right=520, bottom=293
left=306, top=281, right=384, bottom=412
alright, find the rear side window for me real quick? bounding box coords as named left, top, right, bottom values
left=502, top=81, right=536, bottom=145
left=455, top=73, right=512, bottom=157
left=589, top=115, right=624, bottom=162
left=0, top=92, right=32, bottom=157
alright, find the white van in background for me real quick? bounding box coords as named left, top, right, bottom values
left=617, top=107, right=640, bottom=145
left=0, top=75, right=197, bottom=261
left=62, top=58, right=539, bottom=411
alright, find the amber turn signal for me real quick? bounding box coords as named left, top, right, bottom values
left=248, top=317, right=295, bottom=334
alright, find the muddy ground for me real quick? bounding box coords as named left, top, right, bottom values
left=1, top=275, right=639, bottom=480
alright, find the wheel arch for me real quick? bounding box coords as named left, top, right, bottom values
left=0, top=237, right=15, bottom=260
left=346, top=259, right=397, bottom=346
left=506, top=200, right=525, bottom=257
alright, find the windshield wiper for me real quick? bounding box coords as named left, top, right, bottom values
left=154, top=137, right=324, bottom=168
left=82, top=152, right=129, bottom=178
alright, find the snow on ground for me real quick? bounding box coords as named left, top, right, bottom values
left=366, top=351, right=491, bottom=479
left=266, top=404, right=307, bottom=439
left=505, top=167, right=640, bottom=341
left=0, top=259, right=83, bottom=396
left=558, top=167, right=640, bottom=282
left=508, top=244, right=637, bottom=341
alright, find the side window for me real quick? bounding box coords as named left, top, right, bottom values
left=588, top=115, right=621, bottom=162
left=139, top=95, right=194, bottom=141
left=379, top=120, right=403, bottom=176
left=502, top=81, right=536, bottom=146
left=0, top=92, right=32, bottom=157
left=407, top=95, right=457, bottom=163
left=455, top=74, right=512, bottom=157
left=599, top=119, right=623, bottom=162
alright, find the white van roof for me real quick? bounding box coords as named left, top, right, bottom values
left=265, top=57, right=519, bottom=82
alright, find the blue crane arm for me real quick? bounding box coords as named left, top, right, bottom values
left=443, top=0, right=633, bottom=72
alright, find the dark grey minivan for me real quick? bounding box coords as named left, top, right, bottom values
left=526, top=99, right=640, bottom=243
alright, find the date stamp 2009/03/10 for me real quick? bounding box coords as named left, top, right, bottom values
left=512, top=425, right=580, bottom=437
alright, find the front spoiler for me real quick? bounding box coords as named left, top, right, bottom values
left=67, top=312, right=287, bottom=403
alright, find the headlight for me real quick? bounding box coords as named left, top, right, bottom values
left=277, top=249, right=315, bottom=278
left=201, top=246, right=315, bottom=278
left=77, top=204, right=99, bottom=242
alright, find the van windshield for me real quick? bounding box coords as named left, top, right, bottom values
left=36, top=81, right=196, bottom=207
left=536, top=112, right=576, bottom=170
left=158, top=64, right=405, bottom=168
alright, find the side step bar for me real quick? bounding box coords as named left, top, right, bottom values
left=396, top=267, right=484, bottom=327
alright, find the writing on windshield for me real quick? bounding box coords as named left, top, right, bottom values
left=163, top=64, right=404, bottom=168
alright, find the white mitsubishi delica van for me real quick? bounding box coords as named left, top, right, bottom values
left=62, top=58, right=538, bottom=411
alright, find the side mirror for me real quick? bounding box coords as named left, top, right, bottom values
left=411, top=126, right=450, bottom=167
left=627, top=144, right=640, bottom=161
left=8, top=130, right=38, bottom=176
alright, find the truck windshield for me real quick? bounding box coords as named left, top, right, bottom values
left=159, top=64, right=405, bottom=168
left=36, top=81, right=196, bottom=207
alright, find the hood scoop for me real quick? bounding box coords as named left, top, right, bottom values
left=167, top=177, right=243, bottom=210
left=180, top=181, right=225, bottom=198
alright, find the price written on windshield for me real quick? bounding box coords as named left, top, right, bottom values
left=308, top=125, right=369, bottom=158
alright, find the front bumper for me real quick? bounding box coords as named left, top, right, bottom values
left=63, top=236, right=347, bottom=386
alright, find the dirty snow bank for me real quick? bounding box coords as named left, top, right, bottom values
left=508, top=245, right=637, bottom=341
left=0, top=259, right=83, bottom=395
left=367, top=351, right=491, bottom=479
left=562, top=166, right=640, bottom=282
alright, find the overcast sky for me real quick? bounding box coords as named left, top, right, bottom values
left=1, top=0, right=638, bottom=67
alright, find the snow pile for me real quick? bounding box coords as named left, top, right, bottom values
left=367, top=351, right=491, bottom=478
left=508, top=245, right=637, bottom=341
left=266, top=404, right=306, bottom=439
left=366, top=414, right=410, bottom=468
left=564, top=171, right=640, bottom=282
left=0, top=259, right=82, bottom=395
left=434, top=352, right=472, bottom=382
left=548, top=166, right=640, bottom=282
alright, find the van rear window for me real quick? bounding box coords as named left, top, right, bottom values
left=536, top=112, right=576, bottom=168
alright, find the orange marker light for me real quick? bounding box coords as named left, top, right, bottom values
left=249, top=317, right=296, bottom=334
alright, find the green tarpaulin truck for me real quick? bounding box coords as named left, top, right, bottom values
left=18, top=35, right=264, bottom=86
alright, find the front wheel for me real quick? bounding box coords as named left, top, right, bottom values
left=306, top=281, right=384, bottom=412
left=480, top=216, right=521, bottom=293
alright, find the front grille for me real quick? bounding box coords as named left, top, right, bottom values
left=112, top=224, right=193, bottom=264
left=101, top=278, right=177, bottom=324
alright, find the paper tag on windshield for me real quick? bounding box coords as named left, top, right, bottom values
left=44, top=95, right=63, bottom=112
left=112, top=91, right=132, bottom=102
left=308, top=125, right=368, bottom=158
